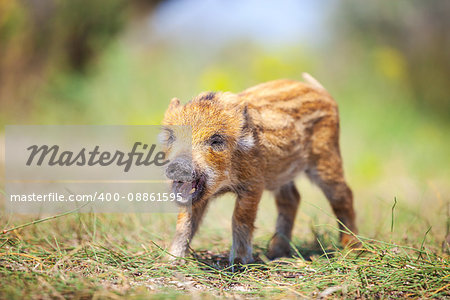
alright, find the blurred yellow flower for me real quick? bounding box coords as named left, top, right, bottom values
left=199, top=67, right=235, bottom=91
left=373, top=46, right=407, bottom=81
left=251, top=54, right=296, bottom=82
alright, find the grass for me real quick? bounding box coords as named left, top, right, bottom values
left=0, top=192, right=449, bottom=299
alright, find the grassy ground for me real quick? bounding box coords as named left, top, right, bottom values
left=1, top=42, right=450, bottom=298
left=0, top=202, right=448, bottom=299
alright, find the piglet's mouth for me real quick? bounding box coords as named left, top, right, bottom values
left=172, top=176, right=206, bottom=205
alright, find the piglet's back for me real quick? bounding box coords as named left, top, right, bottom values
left=235, top=79, right=340, bottom=187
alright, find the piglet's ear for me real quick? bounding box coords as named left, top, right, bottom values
left=242, top=105, right=250, bottom=127
left=168, top=97, right=180, bottom=110
left=237, top=105, right=255, bottom=151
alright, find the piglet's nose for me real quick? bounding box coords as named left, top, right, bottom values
left=165, top=157, right=195, bottom=182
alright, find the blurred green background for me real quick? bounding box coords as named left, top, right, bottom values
left=0, top=0, right=449, bottom=245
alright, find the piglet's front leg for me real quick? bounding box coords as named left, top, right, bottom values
left=230, top=188, right=263, bottom=265
left=169, top=202, right=208, bottom=260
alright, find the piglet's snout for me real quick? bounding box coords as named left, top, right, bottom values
left=165, top=157, right=195, bottom=182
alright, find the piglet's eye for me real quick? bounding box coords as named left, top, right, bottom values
left=209, top=134, right=225, bottom=150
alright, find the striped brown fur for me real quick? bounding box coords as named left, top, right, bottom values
left=162, top=74, right=358, bottom=263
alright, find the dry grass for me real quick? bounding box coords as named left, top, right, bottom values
left=1, top=184, right=449, bottom=299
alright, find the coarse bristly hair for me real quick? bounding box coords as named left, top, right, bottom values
left=162, top=74, right=358, bottom=264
